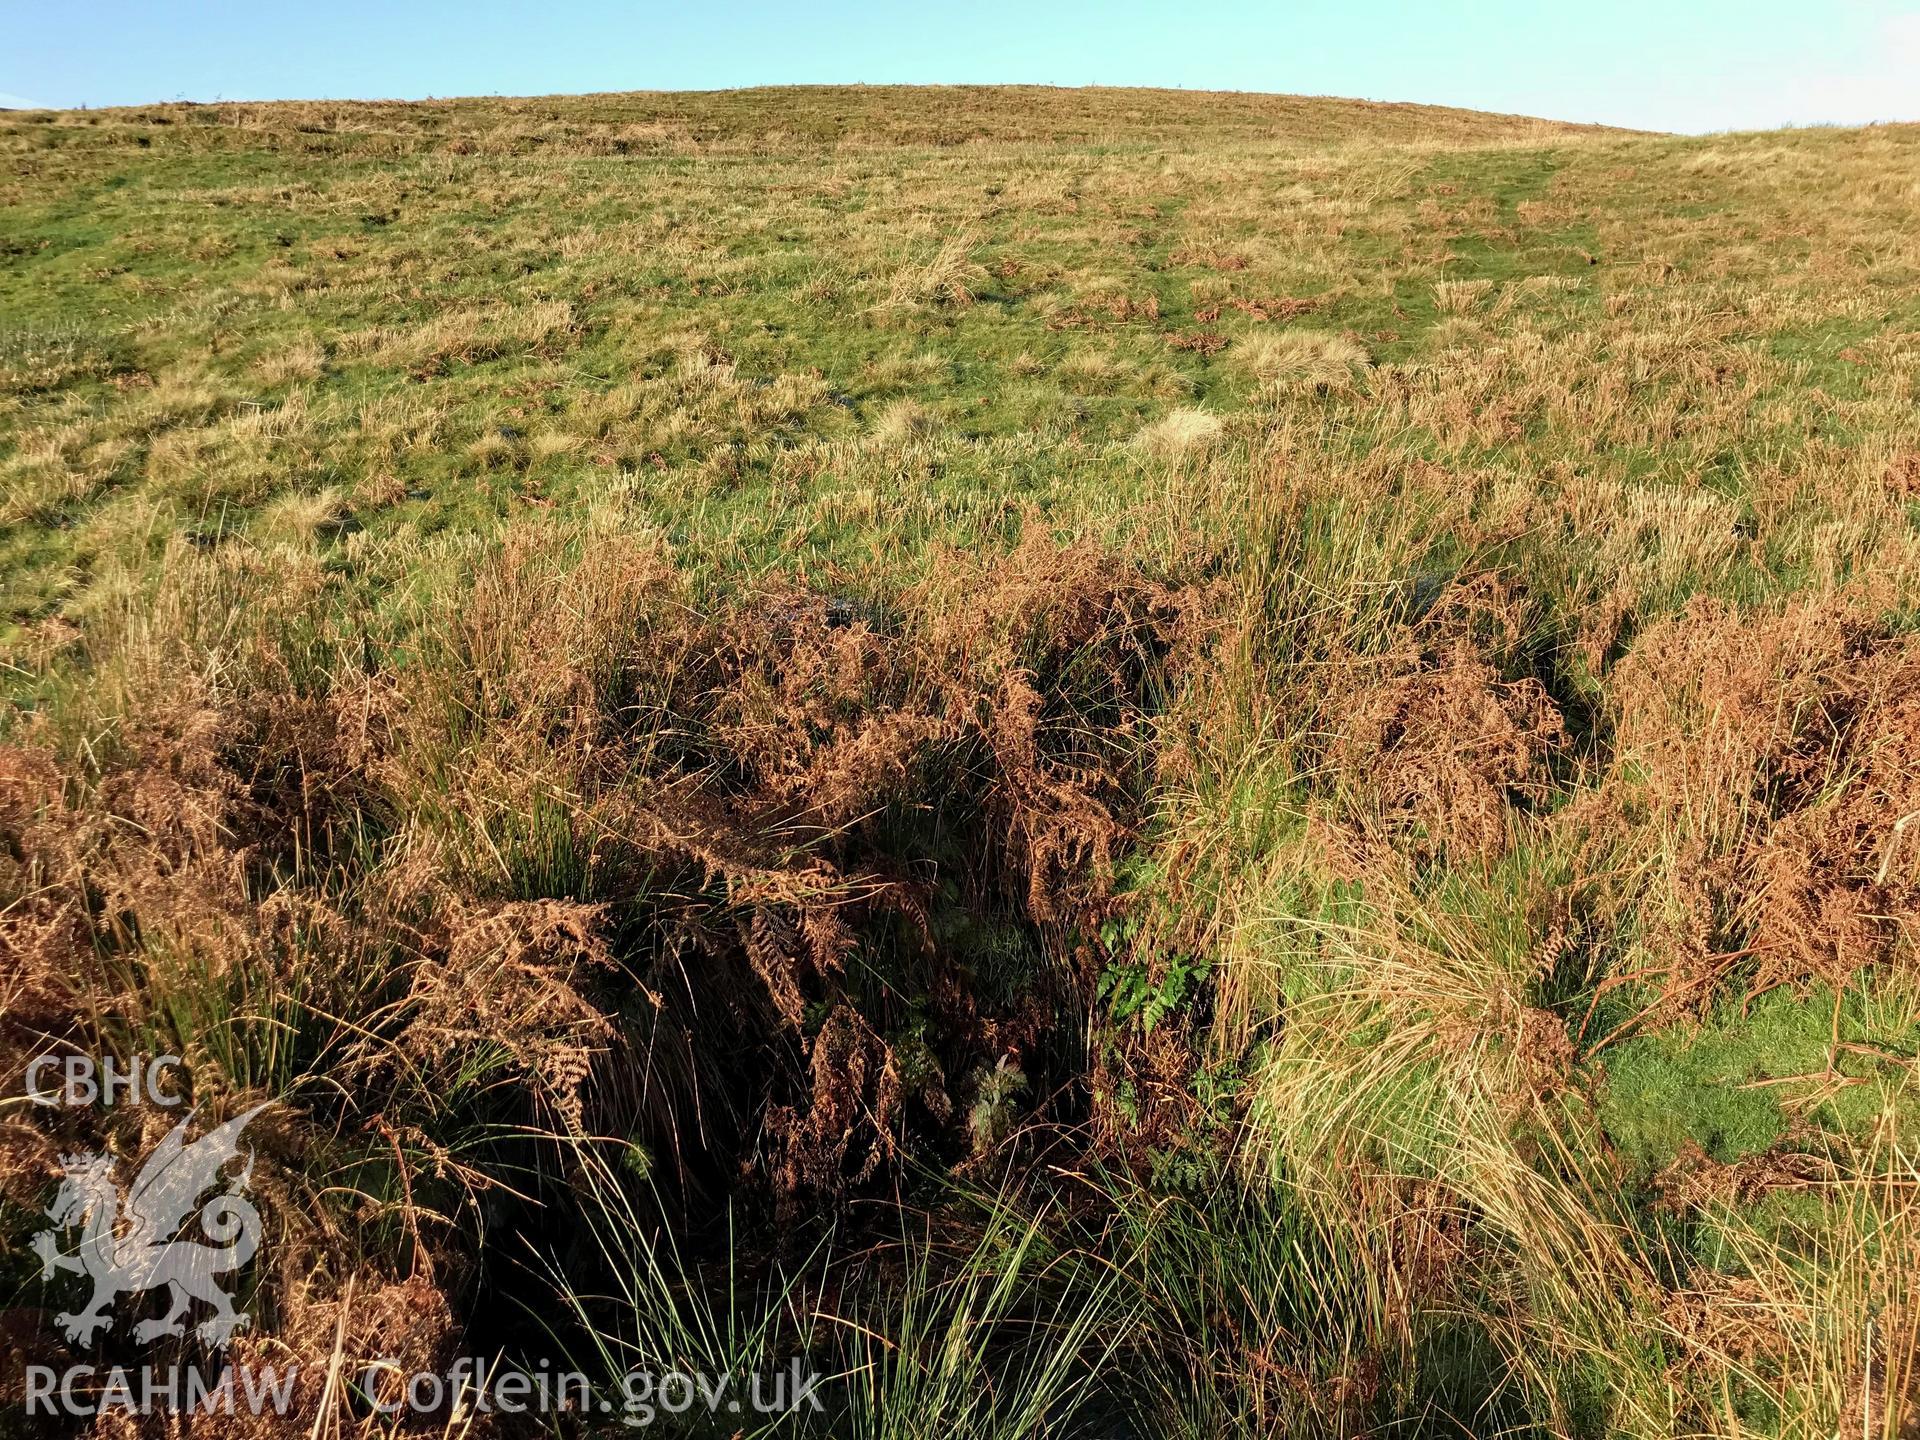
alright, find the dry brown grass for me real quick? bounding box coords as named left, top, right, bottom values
left=1602, top=592, right=1920, bottom=1020
left=0, top=516, right=1221, bottom=1362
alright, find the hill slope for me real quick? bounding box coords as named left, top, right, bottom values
left=3, top=82, right=1614, bottom=153
left=3, top=89, right=1919, bottom=1438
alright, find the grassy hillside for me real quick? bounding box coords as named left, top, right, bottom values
left=2, top=88, right=1918, bottom=1438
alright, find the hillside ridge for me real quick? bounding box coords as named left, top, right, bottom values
left=4, top=82, right=1639, bottom=152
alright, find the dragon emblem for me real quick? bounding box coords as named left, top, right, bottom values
left=31, top=1104, right=268, bottom=1348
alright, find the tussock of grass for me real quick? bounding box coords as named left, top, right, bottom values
left=883, top=232, right=989, bottom=310
left=1131, top=406, right=1224, bottom=460
left=1234, top=328, right=1372, bottom=394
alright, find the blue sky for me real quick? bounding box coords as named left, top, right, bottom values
left=6, top=0, right=1919, bottom=134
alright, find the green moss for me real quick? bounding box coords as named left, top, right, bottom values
left=1597, top=985, right=1919, bottom=1177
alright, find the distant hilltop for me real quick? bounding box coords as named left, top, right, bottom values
left=2, top=83, right=1643, bottom=153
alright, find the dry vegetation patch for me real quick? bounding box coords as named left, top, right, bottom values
left=1611, top=593, right=1920, bottom=1013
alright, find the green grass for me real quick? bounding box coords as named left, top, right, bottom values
left=1600, top=985, right=1920, bottom=1176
